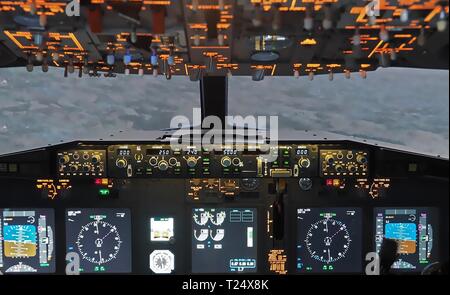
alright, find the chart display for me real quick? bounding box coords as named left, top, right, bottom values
left=66, top=208, right=132, bottom=273
left=0, top=208, right=55, bottom=273
left=192, top=208, right=257, bottom=273
left=150, top=217, right=174, bottom=242
left=296, top=208, right=362, bottom=273
left=374, top=207, right=438, bottom=272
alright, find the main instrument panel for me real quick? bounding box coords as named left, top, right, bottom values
left=0, top=136, right=448, bottom=275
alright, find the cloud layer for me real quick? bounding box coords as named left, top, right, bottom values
left=0, top=67, right=448, bottom=157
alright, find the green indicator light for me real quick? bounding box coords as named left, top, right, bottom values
left=284, top=161, right=290, bottom=165
left=99, top=189, right=110, bottom=196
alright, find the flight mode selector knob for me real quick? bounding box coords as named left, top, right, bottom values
left=325, top=155, right=334, bottom=165
left=356, top=154, right=368, bottom=164
left=91, top=155, right=101, bottom=164
left=116, top=158, right=128, bottom=169
left=158, top=160, right=169, bottom=171
left=186, top=157, right=198, bottom=168
left=221, top=156, right=232, bottom=168
left=59, top=155, right=70, bottom=165
left=299, top=158, right=311, bottom=168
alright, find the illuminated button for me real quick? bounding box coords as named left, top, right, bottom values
left=116, top=158, right=127, bottom=169
left=221, top=156, right=232, bottom=168
left=299, top=158, right=311, bottom=168
left=149, top=157, right=158, bottom=166
left=325, top=155, right=334, bottom=165
left=348, top=164, right=357, bottom=173
left=169, top=157, right=178, bottom=166
left=59, top=155, right=70, bottom=164
left=186, top=157, right=198, bottom=168
left=91, top=155, right=101, bottom=164
left=357, top=154, right=368, bottom=164
left=335, top=165, right=344, bottom=173
left=158, top=160, right=169, bottom=171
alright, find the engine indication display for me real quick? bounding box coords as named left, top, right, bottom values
left=150, top=217, right=174, bottom=242
left=0, top=208, right=55, bottom=274
left=66, top=208, right=132, bottom=273
left=374, top=207, right=438, bottom=272
left=192, top=208, right=257, bottom=273
left=296, top=208, right=362, bottom=273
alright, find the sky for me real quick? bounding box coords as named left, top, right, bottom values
left=0, top=67, right=448, bottom=157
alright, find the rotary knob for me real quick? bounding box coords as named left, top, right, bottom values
left=356, top=154, right=368, bottom=164
left=348, top=164, right=357, bottom=173
left=158, top=160, right=169, bottom=171
left=69, top=164, right=79, bottom=172
left=299, top=178, right=313, bottom=191
left=91, top=155, right=101, bottom=164
left=221, top=156, right=232, bottom=168
left=82, top=165, right=91, bottom=173
left=325, top=154, right=334, bottom=165
left=299, top=158, right=311, bottom=168
left=335, top=164, right=344, bottom=173
left=186, top=157, right=198, bottom=168
left=116, top=158, right=128, bottom=169
left=59, top=155, right=70, bottom=165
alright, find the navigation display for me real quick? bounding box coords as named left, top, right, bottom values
left=296, top=208, right=362, bottom=273
left=192, top=208, right=257, bottom=273
left=66, top=208, right=132, bottom=273
left=0, top=208, right=55, bottom=273
left=374, top=207, right=438, bottom=272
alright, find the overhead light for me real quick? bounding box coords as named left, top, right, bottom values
left=67, top=58, right=75, bottom=74
left=304, top=9, right=314, bottom=31
left=322, top=6, right=333, bottom=30
left=400, top=8, right=409, bottom=23
left=252, top=68, right=265, bottom=81
left=352, top=28, right=361, bottom=46
left=359, top=70, right=367, bottom=79
left=106, top=53, right=115, bottom=66
left=30, top=0, right=37, bottom=15
left=418, top=27, right=426, bottom=46
left=379, top=52, right=390, bottom=68
left=35, top=51, right=44, bottom=62
left=437, top=9, right=448, bottom=32
left=218, top=0, right=225, bottom=11
left=328, top=71, right=334, bottom=81
left=34, top=33, right=43, bottom=46
left=83, top=57, right=90, bottom=74
left=193, top=34, right=201, bottom=46
left=42, top=57, right=49, bottom=72
left=192, top=0, right=199, bottom=11
left=272, top=9, right=282, bottom=31
left=227, top=69, right=233, bottom=78
left=253, top=4, right=263, bottom=27
left=379, top=25, right=389, bottom=42
left=344, top=70, right=351, bottom=79
left=218, top=33, right=225, bottom=46
left=52, top=51, right=60, bottom=62
left=390, top=49, right=397, bottom=61
left=26, top=54, right=34, bottom=72
left=123, top=49, right=132, bottom=65
left=39, top=14, right=47, bottom=27
left=130, top=27, right=137, bottom=44
left=189, top=68, right=203, bottom=82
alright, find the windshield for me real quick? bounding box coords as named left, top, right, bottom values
left=0, top=67, right=448, bottom=157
